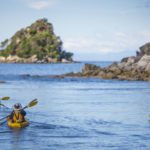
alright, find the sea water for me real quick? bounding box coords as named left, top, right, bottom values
left=0, top=62, right=150, bottom=150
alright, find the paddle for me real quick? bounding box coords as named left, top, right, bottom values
left=0, top=97, right=10, bottom=101
left=0, top=103, right=10, bottom=109
left=0, top=99, right=38, bottom=122
left=23, top=99, right=38, bottom=109
left=0, top=97, right=10, bottom=108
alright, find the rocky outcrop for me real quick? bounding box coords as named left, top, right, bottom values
left=63, top=42, right=150, bottom=81
left=0, top=55, right=72, bottom=63
left=0, top=80, right=6, bottom=83
left=139, top=42, right=150, bottom=56
left=0, top=18, right=73, bottom=63
left=0, top=56, right=6, bottom=63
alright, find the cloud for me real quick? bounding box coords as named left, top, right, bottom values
left=25, top=0, right=56, bottom=10
left=63, top=31, right=150, bottom=54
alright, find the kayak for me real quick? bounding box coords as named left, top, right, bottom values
left=7, top=120, right=29, bottom=128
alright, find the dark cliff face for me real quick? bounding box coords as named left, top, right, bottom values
left=0, top=18, right=73, bottom=62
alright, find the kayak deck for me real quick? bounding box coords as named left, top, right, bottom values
left=7, top=120, right=29, bottom=128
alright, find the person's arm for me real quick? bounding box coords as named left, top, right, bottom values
left=8, top=111, right=14, bottom=120
left=21, top=110, right=26, bottom=116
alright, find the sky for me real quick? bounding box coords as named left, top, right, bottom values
left=0, top=0, right=150, bottom=61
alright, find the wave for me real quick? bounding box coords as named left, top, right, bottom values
left=31, top=121, right=70, bottom=130
left=1, top=73, right=147, bottom=84
left=0, top=74, right=111, bottom=83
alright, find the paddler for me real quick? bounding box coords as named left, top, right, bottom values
left=8, top=103, right=26, bottom=123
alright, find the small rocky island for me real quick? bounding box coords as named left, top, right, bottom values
left=63, top=42, right=150, bottom=81
left=0, top=18, right=73, bottom=63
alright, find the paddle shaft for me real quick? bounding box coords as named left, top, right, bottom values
left=0, top=107, right=29, bottom=122
left=0, top=103, right=10, bottom=109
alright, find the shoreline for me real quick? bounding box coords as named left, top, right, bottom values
left=58, top=42, right=150, bottom=81
left=0, top=80, right=6, bottom=83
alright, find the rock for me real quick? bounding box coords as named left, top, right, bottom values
left=0, top=56, right=6, bottom=63
left=6, top=55, right=22, bottom=63
left=145, top=63, right=150, bottom=73
left=123, top=64, right=132, bottom=72
left=82, top=64, right=101, bottom=73
left=126, top=56, right=136, bottom=64
left=36, top=60, right=46, bottom=64
left=61, top=59, right=71, bottom=63
left=0, top=80, right=6, bottom=83
left=52, top=41, right=150, bottom=81
left=136, top=55, right=150, bottom=70
left=140, top=42, right=150, bottom=55
left=107, top=63, right=122, bottom=75
left=0, top=54, right=72, bottom=63
left=29, top=55, right=38, bottom=63
left=46, top=57, right=58, bottom=63
left=16, top=38, right=21, bottom=44
left=104, top=72, right=117, bottom=79
left=121, top=57, right=129, bottom=63
left=138, top=54, right=150, bottom=63
left=117, top=62, right=125, bottom=70
left=81, top=64, right=102, bottom=77
left=65, top=72, right=83, bottom=77
left=0, top=18, right=73, bottom=63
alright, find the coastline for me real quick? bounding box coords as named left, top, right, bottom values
left=57, top=43, right=150, bottom=81
left=0, top=55, right=74, bottom=64
left=0, top=80, right=6, bottom=83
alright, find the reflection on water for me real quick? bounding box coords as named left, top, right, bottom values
left=10, top=129, right=25, bottom=150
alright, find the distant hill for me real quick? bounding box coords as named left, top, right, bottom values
left=0, top=18, right=73, bottom=63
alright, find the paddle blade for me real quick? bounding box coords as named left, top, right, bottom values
left=0, top=103, right=10, bottom=108
left=0, top=96, right=10, bottom=100
left=27, top=99, right=38, bottom=108
left=0, top=104, right=5, bottom=107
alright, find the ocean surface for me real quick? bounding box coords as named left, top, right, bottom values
left=0, top=62, right=150, bottom=150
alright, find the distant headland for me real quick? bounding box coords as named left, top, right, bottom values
left=0, top=18, right=73, bottom=63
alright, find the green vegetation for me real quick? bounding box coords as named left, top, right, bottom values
left=0, top=18, right=73, bottom=61
left=0, top=39, right=9, bottom=48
